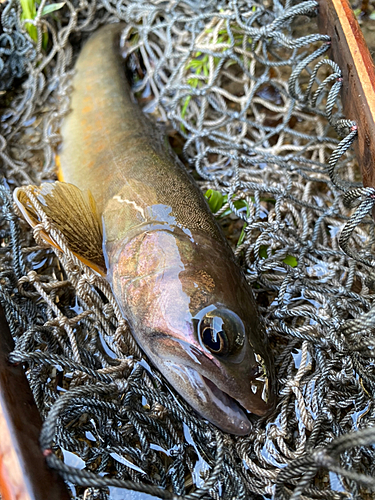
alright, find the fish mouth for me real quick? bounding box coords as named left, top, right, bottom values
left=162, top=359, right=273, bottom=435
left=186, top=369, right=252, bottom=435
left=201, top=375, right=251, bottom=435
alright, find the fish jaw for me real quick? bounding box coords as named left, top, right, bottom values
left=138, top=334, right=271, bottom=434
left=157, top=362, right=252, bottom=435
left=106, top=226, right=275, bottom=434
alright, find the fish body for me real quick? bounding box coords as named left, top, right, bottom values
left=15, top=23, right=275, bottom=434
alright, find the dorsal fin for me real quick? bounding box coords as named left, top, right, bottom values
left=14, top=182, right=106, bottom=275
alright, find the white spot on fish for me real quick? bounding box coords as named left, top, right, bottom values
left=113, top=195, right=145, bottom=219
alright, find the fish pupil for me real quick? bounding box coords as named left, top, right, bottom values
left=201, top=326, right=228, bottom=355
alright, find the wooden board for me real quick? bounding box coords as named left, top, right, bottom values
left=0, top=305, right=70, bottom=500
left=317, top=0, right=375, bottom=189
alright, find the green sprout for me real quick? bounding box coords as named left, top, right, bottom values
left=283, top=255, right=298, bottom=267
left=205, top=188, right=225, bottom=213
left=180, top=52, right=210, bottom=127
left=20, top=0, right=65, bottom=47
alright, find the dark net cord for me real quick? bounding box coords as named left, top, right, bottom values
left=275, top=425, right=375, bottom=500
left=300, top=52, right=375, bottom=270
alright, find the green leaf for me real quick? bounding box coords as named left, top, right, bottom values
left=41, top=2, right=65, bottom=16
left=26, top=23, right=38, bottom=41
left=205, top=189, right=225, bottom=213
left=21, top=1, right=64, bottom=46
left=259, top=245, right=268, bottom=259
left=233, top=199, right=248, bottom=212
left=283, top=255, right=298, bottom=267
left=42, top=29, right=49, bottom=50
left=259, top=245, right=298, bottom=267
left=20, top=0, right=37, bottom=40
left=20, top=0, right=36, bottom=20
left=370, top=11, right=375, bottom=20
left=187, top=79, right=197, bottom=87
left=181, top=95, right=191, bottom=120
left=237, top=223, right=247, bottom=246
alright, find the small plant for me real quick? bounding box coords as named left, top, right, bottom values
left=20, top=0, right=65, bottom=46
left=181, top=11, right=256, bottom=130
left=180, top=53, right=210, bottom=125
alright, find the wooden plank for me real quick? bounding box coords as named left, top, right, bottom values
left=317, top=0, right=375, bottom=189
left=0, top=305, right=71, bottom=500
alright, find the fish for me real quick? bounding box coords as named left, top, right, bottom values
left=14, top=22, right=276, bottom=435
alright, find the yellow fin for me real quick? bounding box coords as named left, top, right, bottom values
left=14, top=182, right=106, bottom=275
left=55, top=155, right=65, bottom=182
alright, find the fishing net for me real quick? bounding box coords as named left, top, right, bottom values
left=1, top=0, right=375, bottom=498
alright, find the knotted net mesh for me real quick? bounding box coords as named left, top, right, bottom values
left=1, top=0, right=375, bottom=499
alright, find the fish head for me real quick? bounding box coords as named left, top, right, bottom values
left=108, top=228, right=276, bottom=435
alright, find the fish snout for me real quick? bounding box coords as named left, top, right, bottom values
left=162, top=361, right=252, bottom=435
left=160, top=342, right=274, bottom=435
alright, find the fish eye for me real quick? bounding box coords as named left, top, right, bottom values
left=197, top=307, right=245, bottom=356
left=201, top=325, right=229, bottom=355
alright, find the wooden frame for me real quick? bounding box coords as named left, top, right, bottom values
left=0, top=305, right=70, bottom=500
left=317, top=0, right=375, bottom=189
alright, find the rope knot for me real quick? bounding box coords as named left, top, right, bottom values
left=27, top=270, right=38, bottom=283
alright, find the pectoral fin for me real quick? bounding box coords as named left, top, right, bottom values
left=14, top=182, right=106, bottom=275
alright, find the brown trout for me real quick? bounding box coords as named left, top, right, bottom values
left=14, top=23, right=275, bottom=435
